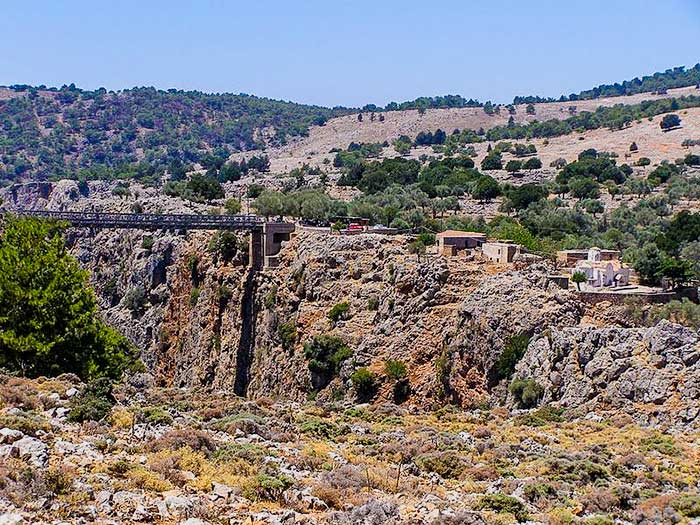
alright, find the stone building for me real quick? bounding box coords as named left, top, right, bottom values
left=436, top=230, right=486, bottom=255
left=482, top=241, right=521, bottom=264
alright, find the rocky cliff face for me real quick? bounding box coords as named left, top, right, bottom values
left=5, top=180, right=700, bottom=428
left=514, top=320, right=700, bottom=428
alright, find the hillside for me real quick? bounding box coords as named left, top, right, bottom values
left=267, top=86, right=700, bottom=171
left=2, top=64, right=700, bottom=183
left=0, top=85, right=344, bottom=181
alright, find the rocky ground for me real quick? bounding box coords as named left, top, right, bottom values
left=1, top=374, right=700, bottom=525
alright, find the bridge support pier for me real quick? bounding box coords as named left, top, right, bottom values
left=248, top=223, right=295, bottom=269
left=249, top=229, right=264, bottom=270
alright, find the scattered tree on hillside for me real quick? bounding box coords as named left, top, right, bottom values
left=660, top=114, right=682, bottom=131
left=522, top=157, right=542, bottom=170
left=481, top=154, right=503, bottom=171
left=505, top=160, right=522, bottom=173
left=472, top=175, right=501, bottom=203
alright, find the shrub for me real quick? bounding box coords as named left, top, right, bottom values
left=415, top=451, right=467, bottom=479
left=304, top=335, right=352, bottom=390
left=139, top=406, right=173, bottom=425
left=0, top=412, right=50, bottom=435
left=673, top=495, right=700, bottom=518
left=141, top=236, right=154, bottom=251
left=185, top=254, right=200, bottom=283
left=124, top=285, right=147, bottom=314
left=417, top=232, right=436, bottom=246
left=299, top=417, right=343, bottom=439
left=523, top=482, right=557, bottom=503
left=264, top=286, right=277, bottom=309
left=685, top=153, right=700, bottom=166
left=224, top=198, right=242, bottom=214
left=640, top=432, right=679, bottom=456
left=43, top=466, right=76, bottom=495
left=510, top=378, right=544, bottom=408
left=350, top=368, right=377, bottom=400
left=243, top=472, right=294, bottom=502
left=481, top=154, right=503, bottom=171
left=207, top=231, right=239, bottom=262
left=68, top=378, right=115, bottom=423
left=636, top=157, right=651, bottom=166
left=516, top=405, right=565, bottom=426
left=328, top=301, right=350, bottom=322
left=475, top=494, right=529, bottom=521
left=522, top=157, right=542, bottom=169
left=367, top=297, right=379, bottom=311
left=278, top=321, right=297, bottom=350
left=660, top=114, right=681, bottom=130
left=189, top=287, right=200, bottom=306
left=384, top=359, right=407, bottom=380
left=494, top=334, right=530, bottom=381
left=550, top=158, right=567, bottom=169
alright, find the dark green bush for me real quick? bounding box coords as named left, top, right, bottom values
left=474, top=494, right=529, bottom=522
left=304, top=335, right=352, bottom=390
left=189, top=287, right=200, bottom=306
left=384, top=359, right=408, bottom=380
left=141, top=236, right=154, bottom=251
left=509, top=378, right=544, bottom=408
left=299, top=417, right=343, bottom=439
left=278, top=321, right=297, bottom=351
left=494, top=334, right=531, bottom=381
left=350, top=368, right=377, bottom=400
left=327, top=301, right=350, bottom=322
left=68, top=378, right=115, bottom=423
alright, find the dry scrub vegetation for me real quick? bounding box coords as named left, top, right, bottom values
left=1, top=375, right=699, bottom=524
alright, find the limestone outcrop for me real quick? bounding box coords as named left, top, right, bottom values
left=513, top=320, right=700, bottom=428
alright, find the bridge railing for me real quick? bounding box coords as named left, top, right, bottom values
left=8, top=210, right=264, bottom=230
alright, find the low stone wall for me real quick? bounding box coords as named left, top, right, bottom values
left=577, top=287, right=697, bottom=305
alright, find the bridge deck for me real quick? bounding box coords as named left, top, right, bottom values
left=9, top=210, right=264, bottom=231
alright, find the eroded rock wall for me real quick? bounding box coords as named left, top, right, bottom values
left=513, top=320, right=700, bottom=427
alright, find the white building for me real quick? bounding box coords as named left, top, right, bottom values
left=573, top=247, right=631, bottom=288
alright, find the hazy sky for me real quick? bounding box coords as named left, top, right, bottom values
left=3, top=0, right=700, bottom=107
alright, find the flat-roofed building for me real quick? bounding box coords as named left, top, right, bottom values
left=482, top=241, right=521, bottom=263
left=436, top=230, right=486, bottom=254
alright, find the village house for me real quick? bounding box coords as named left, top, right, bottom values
left=557, top=248, right=621, bottom=267
left=481, top=241, right=521, bottom=264
left=572, top=247, right=631, bottom=288
left=436, top=230, right=486, bottom=255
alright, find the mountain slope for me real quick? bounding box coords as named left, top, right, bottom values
left=0, top=85, right=344, bottom=180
